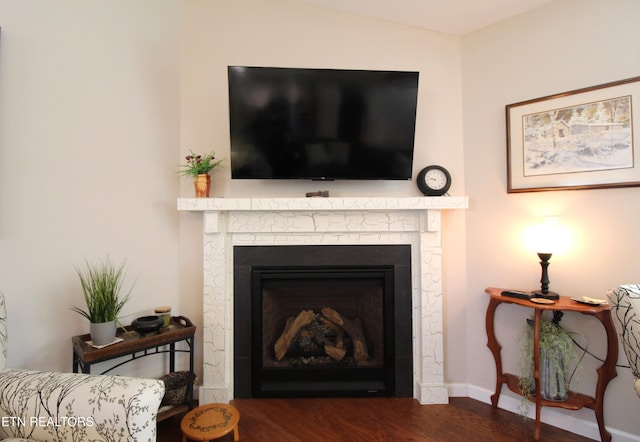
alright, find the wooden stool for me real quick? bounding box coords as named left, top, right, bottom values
left=181, top=403, right=240, bottom=441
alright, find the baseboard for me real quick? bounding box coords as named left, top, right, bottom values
left=449, top=383, right=640, bottom=442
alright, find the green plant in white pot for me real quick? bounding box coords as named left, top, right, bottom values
left=71, top=258, right=132, bottom=346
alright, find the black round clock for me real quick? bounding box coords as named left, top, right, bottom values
left=416, top=165, right=451, bottom=196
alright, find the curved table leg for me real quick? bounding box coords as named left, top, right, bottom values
left=590, top=310, right=618, bottom=442
left=485, top=297, right=503, bottom=407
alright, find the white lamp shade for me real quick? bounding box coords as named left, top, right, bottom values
left=524, top=216, right=570, bottom=255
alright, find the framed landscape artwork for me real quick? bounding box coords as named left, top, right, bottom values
left=506, top=76, right=640, bottom=192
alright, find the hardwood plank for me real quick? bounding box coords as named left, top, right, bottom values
left=157, top=397, right=594, bottom=441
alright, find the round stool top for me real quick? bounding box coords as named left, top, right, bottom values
left=181, top=403, right=240, bottom=440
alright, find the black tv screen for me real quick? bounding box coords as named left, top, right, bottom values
left=228, top=66, right=419, bottom=180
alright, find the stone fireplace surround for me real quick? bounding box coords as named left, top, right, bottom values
left=178, top=196, right=468, bottom=405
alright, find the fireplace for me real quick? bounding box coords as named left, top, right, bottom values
left=177, top=196, right=468, bottom=405
left=233, top=245, right=412, bottom=398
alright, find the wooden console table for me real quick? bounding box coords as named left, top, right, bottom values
left=485, top=287, right=618, bottom=442
left=72, top=316, right=196, bottom=421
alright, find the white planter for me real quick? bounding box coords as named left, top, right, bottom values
left=90, top=320, right=116, bottom=346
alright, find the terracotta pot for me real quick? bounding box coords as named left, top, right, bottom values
left=194, top=174, right=211, bottom=197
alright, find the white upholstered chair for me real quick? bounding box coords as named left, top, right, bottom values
left=0, top=291, right=165, bottom=441
left=607, top=285, right=640, bottom=397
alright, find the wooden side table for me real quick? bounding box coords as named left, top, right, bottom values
left=71, top=315, right=196, bottom=421
left=485, top=287, right=618, bottom=442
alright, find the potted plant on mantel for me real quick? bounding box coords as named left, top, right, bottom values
left=71, top=258, right=132, bottom=346
left=179, top=150, right=224, bottom=197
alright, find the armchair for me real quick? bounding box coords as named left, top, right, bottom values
left=607, top=284, right=640, bottom=397
left=0, top=292, right=165, bottom=441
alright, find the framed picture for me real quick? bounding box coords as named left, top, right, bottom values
left=506, top=76, right=640, bottom=192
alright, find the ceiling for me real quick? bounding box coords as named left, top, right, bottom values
left=293, top=0, right=554, bottom=36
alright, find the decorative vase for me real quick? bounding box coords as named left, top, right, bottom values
left=131, top=315, right=164, bottom=336
left=539, top=349, right=568, bottom=401
left=90, top=320, right=117, bottom=346
left=526, top=350, right=569, bottom=401
left=194, top=174, right=211, bottom=198
left=154, top=306, right=172, bottom=327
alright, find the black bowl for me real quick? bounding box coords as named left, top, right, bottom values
left=131, top=315, right=164, bottom=335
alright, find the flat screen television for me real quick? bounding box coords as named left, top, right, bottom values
left=227, top=66, right=419, bottom=180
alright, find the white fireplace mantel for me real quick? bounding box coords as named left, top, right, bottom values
left=178, top=196, right=468, bottom=405
left=178, top=196, right=468, bottom=212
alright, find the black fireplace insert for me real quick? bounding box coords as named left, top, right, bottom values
left=234, top=245, right=412, bottom=398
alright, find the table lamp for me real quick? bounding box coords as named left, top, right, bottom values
left=525, top=217, right=569, bottom=300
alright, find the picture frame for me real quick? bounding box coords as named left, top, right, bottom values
left=506, top=76, right=640, bottom=193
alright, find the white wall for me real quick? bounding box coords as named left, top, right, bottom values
left=0, top=0, right=181, bottom=378
left=178, top=0, right=470, bottom=385
left=180, top=0, right=465, bottom=199
left=462, top=0, right=640, bottom=438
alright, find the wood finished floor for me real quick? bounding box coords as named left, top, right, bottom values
left=157, top=397, right=594, bottom=441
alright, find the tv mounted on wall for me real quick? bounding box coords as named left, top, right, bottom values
left=227, top=66, right=419, bottom=180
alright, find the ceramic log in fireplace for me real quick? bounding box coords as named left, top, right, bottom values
left=234, top=245, right=412, bottom=398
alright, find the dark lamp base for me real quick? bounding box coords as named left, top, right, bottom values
left=531, top=290, right=560, bottom=300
